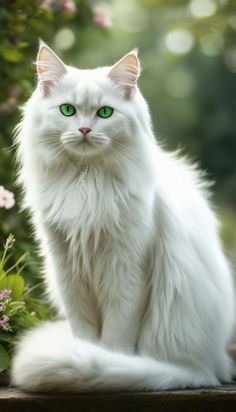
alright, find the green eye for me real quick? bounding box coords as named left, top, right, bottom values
left=97, top=106, right=113, bottom=119
left=60, top=104, right=76, bottom=117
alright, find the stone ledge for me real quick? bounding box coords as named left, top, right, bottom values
left=1, top=385, right=236, bottom=412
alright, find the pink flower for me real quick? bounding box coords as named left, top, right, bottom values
left=40, top=0, right=52, bottom=11
left=60, top=0, right=76, bottom=15
left=0, top=289, right=12, bottom=301
left=0, top=185, right=15, bottom=209
left=3, top=190, right=15, bottom=209
left=93, top=4, right=112, bottom=29
left=0, top=315, right=10, bottom=327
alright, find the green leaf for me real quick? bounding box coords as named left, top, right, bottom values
left=2, top=48, right=24, bottom=63
left=0, top=274, right=25, bottom=300
left=0, top=332, right=14, bottom=344
left=17, top=42, right=29, bottom=49
left=0, top=270, right=6, bottom=283
left=0, top=344, right=10, bottom=372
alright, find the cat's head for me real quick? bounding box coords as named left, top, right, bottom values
left=26, top=41, right=152, bottom=165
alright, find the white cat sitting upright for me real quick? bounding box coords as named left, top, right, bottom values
left=11, top=41, right=235, bottom=391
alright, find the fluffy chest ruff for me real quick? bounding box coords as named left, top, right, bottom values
left=39, top=167, right=153, bottom=283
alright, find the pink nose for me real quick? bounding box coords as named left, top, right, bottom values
left=79, top=127, right=91, bottom=136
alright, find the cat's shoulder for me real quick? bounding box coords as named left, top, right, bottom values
left=155, top=146, right=212, bottom=212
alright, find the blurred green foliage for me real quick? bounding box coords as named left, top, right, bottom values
left=0, top=0, right=235, bottom=288
left=0, top=234, right=53, bottom=374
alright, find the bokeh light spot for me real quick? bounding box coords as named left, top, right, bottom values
left=113, top=2, right=150, bottom=33
left=190, top=0, right=217, bottom=19
left=165, top=29, right=194, bottom=55
left=54, top=28, right=75, bottom=51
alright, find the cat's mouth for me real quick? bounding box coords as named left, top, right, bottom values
left=65, top=140, right=94, bottom=153
left=74, top=137, right=98, bottom=149
left=60, top=134, right=108, bottom=158
left=79, top=137, right=92, bottom=145
left=60, top=132, right=110, bottom=157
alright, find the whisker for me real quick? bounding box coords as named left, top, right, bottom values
left=62, top=139, right=80, bottom=143
left=39, top=142, right=61, bottom=150
left=112, top=147, right=135, bottom=169
left=113, top=142, right=143, bottom=163
left=42, top=135, right=60, bottom=140
left=47, top=145, right=65, bottom=163
left=111, top=144, right=140, bottom=170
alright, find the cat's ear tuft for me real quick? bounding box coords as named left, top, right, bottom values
left=108, top=50, right=140, bottom=99
left=36, top=40, right=67, bottom=96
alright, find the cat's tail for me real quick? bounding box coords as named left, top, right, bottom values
left=11, top=320, right=223, bottom=392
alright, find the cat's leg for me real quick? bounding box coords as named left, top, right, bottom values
left=42, top=228, right=100, bottom=342
left=65, top=277, right=100, bottom=341
left=97, top=250, right=146, bottom=353
left=52, top=263, right=100, bottom=342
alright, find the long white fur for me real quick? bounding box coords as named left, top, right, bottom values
left=11, top=43, right=235, bottom=392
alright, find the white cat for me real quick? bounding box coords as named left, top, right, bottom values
left=11, top=41, right=235, bottom=392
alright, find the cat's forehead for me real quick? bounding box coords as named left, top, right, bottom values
left=60, top=66, right=113, bottom=108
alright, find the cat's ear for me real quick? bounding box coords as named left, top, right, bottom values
left=36, top=40, right=67, bottom=96
left=108, top=50, right=140, bottom=99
